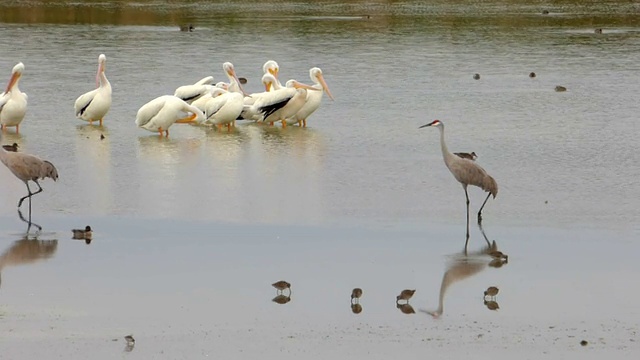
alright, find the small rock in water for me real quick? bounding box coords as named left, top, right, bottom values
left=580, top=340, right=588, bottom=346
left=100, top=134, right=105, bottom=140
left=529, top=72, right=536, bottom=78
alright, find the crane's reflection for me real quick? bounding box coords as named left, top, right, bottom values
left=0, top=232, right=58, bottom=290
left=422, top=225, right=508, bottom=318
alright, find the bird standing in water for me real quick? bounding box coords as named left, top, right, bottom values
left=419, top=120, right=498, bottom=250
left=0, top=132, right=58, bottom=217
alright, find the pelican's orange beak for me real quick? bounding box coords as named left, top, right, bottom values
left=265, top=82, right=272, bottom=92
left=316, top=73, right=334, bottom=100
left=269, top=68, right=278, bottom=78
left=5, top=72, right=20, bottom=94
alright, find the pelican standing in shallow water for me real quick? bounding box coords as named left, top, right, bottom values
left=241, top=75, right=318, bottom=127
left=0, top=63, right=28, bottom=133
left=284, top=67, right=334, bottom=127
left=135, top=95, right=204, bottom=137
left=203, top=88, right=244, bottom=131
left=222, top=62, right=249, bottom=96
left=74, top=54, right=112, bottom=126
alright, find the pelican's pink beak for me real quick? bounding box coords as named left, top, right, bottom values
left=316, top=73, right=334, bottom=100
left=292, top=81, right=320, bottom=91
left=95, top=62, right=103, bottom=88
left=5, top=72, right=20, bottom=94
left=228, top=68, right=249, bottom=97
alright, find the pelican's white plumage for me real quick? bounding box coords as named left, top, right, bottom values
left=174, top=84, right=212, bottom=104
left=135, top=95, right=204, bottom=137
left=191, top=82, right=230, bottom=113
left=74, top=54, right=112, bottom=126
left=0, top=62, right=28, bottom=133
left=284, top=67, right=334, bottom=127
left=203, top=88, right=244, bottom=130
left=241, top=75, right=317, bottom=127
left=262, top=60, right=282, bottom=88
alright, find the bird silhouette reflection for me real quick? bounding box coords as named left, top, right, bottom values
left=351, top=303, right=363, bottom=314
left=17, top=208, right=42, bottom=233
left=272, top=294, right=291, bottom=305
left=0, top=234, right=58, bottom=289
left=396, top=303, right=416, bottom=315
left=422, top=227, right=508, bottom=318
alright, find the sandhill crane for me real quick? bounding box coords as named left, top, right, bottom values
left=419, top=120, right=498, bottom=246
left=0, top=133, right=58, bottom=214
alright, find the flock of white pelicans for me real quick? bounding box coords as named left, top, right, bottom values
left=0, top=55, right=334, bottom=137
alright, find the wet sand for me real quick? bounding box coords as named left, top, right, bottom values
left=1, top=215, right=638, bottom=359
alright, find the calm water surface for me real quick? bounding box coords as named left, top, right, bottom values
left=0, top=1, right=639, bottom=358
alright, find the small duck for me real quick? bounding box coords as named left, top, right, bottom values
left=484, top=286, right=499, bottom=298
left=351, top=288, right=363, bottom=303
left=2, top=143, right=18, bottom=152
left=72, top=226, right=92, bottom=240
left=351, top=303, right=363, bottom=314
left=454, top=152, right=477, bottom=161
left=529, top=72, right=536, bottom=78
left=484, top=299, right=500, bottom=311
left=555, top=85, right=567, bottom=92
left=124, top=335, right=135, bottom=344
left=272, top=280, right=291, bottom=294
left=396, top=289, right=416, bottom=303
left=542, top=10, right=549, bottom=15
left=594, top=28, right=603, bottom=34
left=488, top=258, right=508, bottom=268
left=238, top=77, right=248, bottom=85
left=179, top=24, right=194, bottom=32
left=473, top=73, right=481, bottom=80
left=272, top=294, right=291, bottom=305
left=396, top=303, right=416, bottom=314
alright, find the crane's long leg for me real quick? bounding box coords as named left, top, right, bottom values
left=18, top=182, right=33, bottom=208
left=477, top=193, right=492, bottom=224
left=478, top=220, right=492, bottom=247
left=464, top=187, right=470, bottom=252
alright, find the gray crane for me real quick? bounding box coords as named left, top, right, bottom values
left=0, top=133, right=58, bottom=217
left=419, top=120, right=498, bottom=247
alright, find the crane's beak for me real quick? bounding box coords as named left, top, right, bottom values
left=418, top=123, right=432, bottom=129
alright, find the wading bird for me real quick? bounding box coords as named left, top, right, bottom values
left=454, top=151, right=477, bottom=161
left=0, top=63, right=28, bottom=133
left=74, top=54, right=112, bottom=126
left=419, top=120, right=498, bottom=247
left=203, top=88, right=244, bottom=131
left=0, top=133, right=58, bottom=214
left=396, top=289, right=416, bottom=303
left=135, top=95, right=204, bottom=137
left=272, top=280, right=291, bottom=294
left=284, top=67, right=334, bottom=127
left=351, top=288, right=363, bottom=303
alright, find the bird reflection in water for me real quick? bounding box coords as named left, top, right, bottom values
left=0, top=231, right=58, bottom=289
left=272, top=294, right=291, bottom=305
left=396, top=303, right=416, bottom=315
left=351, top=303, right=363, bottom=314
left=421, top=225, right=508, bottom=318
left=484, top=299, right=500, bottom=311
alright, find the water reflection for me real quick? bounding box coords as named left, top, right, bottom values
left=0, top=233, right=58, bottom=289
left=484, top=299, right=500, bottom=311
left=422, top=228, right=508, bottom=318
left=396, top=303, right=416, bottom=315
left=350, top=303, right=363, bottom=314
left=74, top=125, right=112, bottom=214
left=272, top=294, right=292, bottom=305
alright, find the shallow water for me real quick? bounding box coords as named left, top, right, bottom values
left=0, top=1, right=639, bottom=358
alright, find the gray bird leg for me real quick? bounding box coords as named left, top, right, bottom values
left=464, top=187, right=470, bottom=252
left=477, top=193, right=491, bottom=224
left=18, top=181, right=33, bottom=208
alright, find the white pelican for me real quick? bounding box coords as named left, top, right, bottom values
left=74, top=54, right=112, bottom=126
left=284, top=67, right=334, bottom=127
left=194, top=76, right=215, bottom=86
left=222, top=62, right=249, bottom=96
left=263, top=60, right=283, bottom=88
left=0, top=63, right=28, bottom=133
left=191, top=82, right=230, bottom=113
left=203, top=88, right=244, bottom=131
left=241, top=77, right=318, bottom=127
left=135, top=95, right=204, bottom=137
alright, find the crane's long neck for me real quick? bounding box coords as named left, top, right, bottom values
left=438, top=125, right=456, bottom=168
